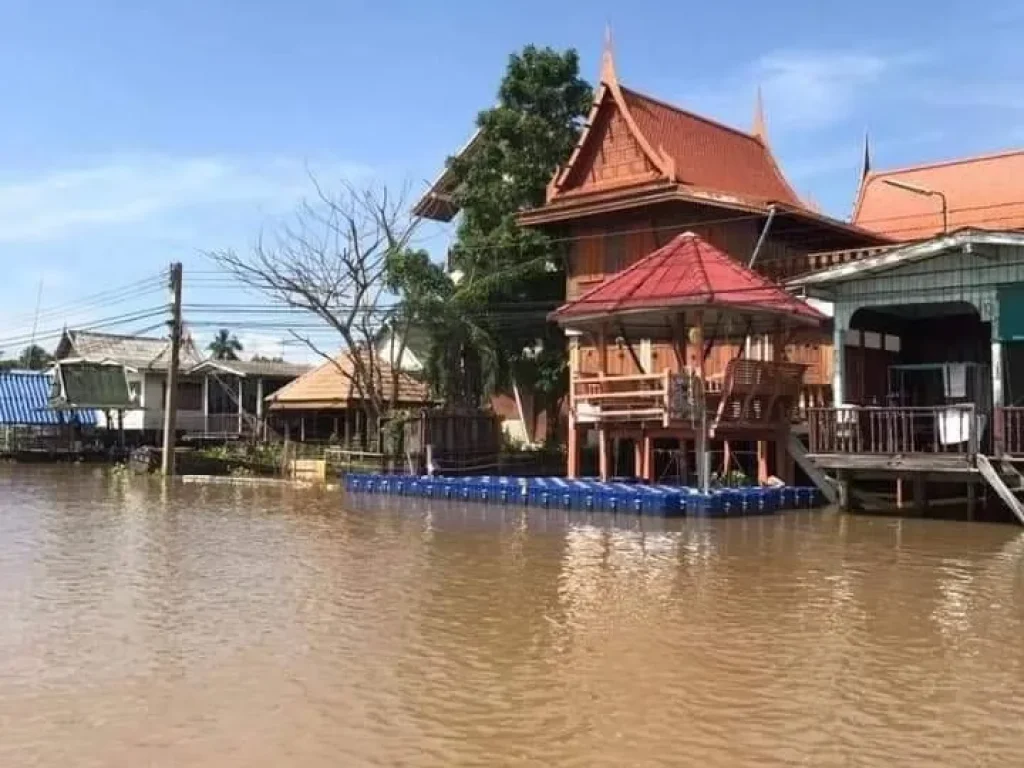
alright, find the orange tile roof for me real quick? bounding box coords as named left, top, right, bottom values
left=618, top=87, right=801, bottom=206
left=550, top=232, right=824, bottom=325
left=853, top=149, right=1024, bottom=241
left=266, top=351, right=430, bottom=411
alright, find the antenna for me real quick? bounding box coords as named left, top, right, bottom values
left=29, top=277, right=44, bottom=352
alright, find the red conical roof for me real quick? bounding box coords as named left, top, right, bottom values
left=550, top=232, right=824, bottom=327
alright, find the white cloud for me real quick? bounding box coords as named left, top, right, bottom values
left=677, top=49, right=920, bottom=136
left=0, top=154, right=374, bottom=243
left=754, top=51, right=890, bottom=131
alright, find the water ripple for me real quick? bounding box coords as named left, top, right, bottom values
left=0, top=466, right=1022, bottom=766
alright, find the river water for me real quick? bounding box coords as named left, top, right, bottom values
left=1, top=466, right=1023, bottom=766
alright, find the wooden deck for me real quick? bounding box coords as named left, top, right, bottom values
left=802, top=405, right=1024, bottom=524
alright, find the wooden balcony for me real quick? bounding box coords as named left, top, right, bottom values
left=571, top=359, right=807, bottom=434
left=806, top=405, right=980, bottom=471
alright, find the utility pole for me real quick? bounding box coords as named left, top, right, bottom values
left=161, top=262, right=183, bottom=477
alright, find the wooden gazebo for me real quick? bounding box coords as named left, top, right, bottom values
left=550, top=232, right=826, bottom=487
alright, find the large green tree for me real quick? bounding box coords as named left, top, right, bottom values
left=432, top=45, right=592, bottom=431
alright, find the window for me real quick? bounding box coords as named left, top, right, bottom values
left=161, top=380, right=203, bottom=411
left=603, top=233, right=627, bottom=275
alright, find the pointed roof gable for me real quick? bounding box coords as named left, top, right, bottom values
left=550, top=232, right=824, bottom=328
left=853, top=148, right=1024, bottom=241
left=545, top=52, right=801, bottom=208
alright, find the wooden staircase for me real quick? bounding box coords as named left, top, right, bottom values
left=786, top=433, right=838, bottom=505
left=976, top=455, right=1024, bottom=525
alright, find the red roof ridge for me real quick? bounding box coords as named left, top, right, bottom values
left=619, top=85, right=763, bottom=146
left=864, top=146, right=1024, bottom=180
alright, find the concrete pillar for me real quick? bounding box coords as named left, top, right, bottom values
left=992, top=340, right=1004, bottom=407
left=833, top=317, right=848, bottom=408
left=202, top=374, right=210, bottom=433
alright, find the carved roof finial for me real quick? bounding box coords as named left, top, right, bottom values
left=752, top=85, right=767, bottom=142
left=601, top=24, right=618, bottom=86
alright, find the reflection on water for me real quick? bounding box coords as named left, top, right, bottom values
left=1, top=466, right=1023, bottom=766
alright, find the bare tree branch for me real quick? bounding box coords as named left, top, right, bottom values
left=206, top=176, right=419, bottom=422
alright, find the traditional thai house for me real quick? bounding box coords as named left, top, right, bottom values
left=513, top=44, right=887, bottom=481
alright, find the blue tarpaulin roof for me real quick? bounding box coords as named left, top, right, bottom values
left=0, top=371, right=98, bottom=426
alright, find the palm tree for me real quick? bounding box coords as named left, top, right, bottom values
left=207, top=329, right=243, bottom=361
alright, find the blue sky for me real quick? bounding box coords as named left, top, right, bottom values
left=1, top=0, right=1022, bottom=357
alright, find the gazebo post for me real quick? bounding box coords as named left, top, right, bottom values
left=672, top=311, right=689, bottom=480
left=694, top=310, right=710, bottom=492
left=771, top=320, right=794, bottom=484
left=597, top=323, right=610, bottom=482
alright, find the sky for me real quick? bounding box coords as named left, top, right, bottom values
left=1, top=0, right=1022, bottom=358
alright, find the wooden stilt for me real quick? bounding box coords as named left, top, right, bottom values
left=896, top=477, right=905, bottom=509
left=598, top=428, right=610, bottom=481
left=643, top=433, right=654, bottom=482
left=634, top=437, right=644, bottom=479
left=722, top=440, right=732, bottom=477
left=913, top=475, right=928, bottom=513
left=567, top=414, right=580, bottom=479
left=694, top=311, right=710, bottom=492
left=837, top=470, right=851, bottom=510
left=757, top=440, right=769, bottom=484
left=967, top=481, right=976, bottom=521
left=776, top=434, right=794, bottom=485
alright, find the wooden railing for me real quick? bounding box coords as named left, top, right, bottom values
left=572, top=371, right=676, bottom=424
left=572, top=360, right=808, bottom=429
left=807, top=405, right=979, bottom=456
left=178, top=412, right=261, bottom=436
left=994, top=407, right=1024, bottom=456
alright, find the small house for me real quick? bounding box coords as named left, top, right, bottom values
left=265, top=350, right=431, bottom=445
left=0, top=370, right=97, bottom=455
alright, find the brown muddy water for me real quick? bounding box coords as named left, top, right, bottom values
left=1, top=465, right=1023, bottom=767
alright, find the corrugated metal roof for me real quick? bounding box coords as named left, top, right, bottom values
left=190, top=359, right=311, bottom=378
left=58, top=330, right=203, bottom=370
left=0, top=371, right=98, bottom=426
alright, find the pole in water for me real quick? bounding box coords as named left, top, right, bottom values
left=161, top=262, right=183, bottom=478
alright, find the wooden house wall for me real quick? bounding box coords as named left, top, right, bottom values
left=564, top=204, right=835, bottom=387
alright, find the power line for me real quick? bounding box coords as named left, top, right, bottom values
left=0, top=307, right=167, bottom=352
left=2, top=273, right=166, bottom=324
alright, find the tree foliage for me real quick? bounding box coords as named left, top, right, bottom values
left=208, top=329, right=244, bottom=361
left=0, top=344, right=54, bottom=371
left=424, top=45, right=592, bottom=430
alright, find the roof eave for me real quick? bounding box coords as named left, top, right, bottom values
left=787, top=228, right=1024, bottom=288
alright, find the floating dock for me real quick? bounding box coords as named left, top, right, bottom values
left=342, top=474, right=825, bottom=517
